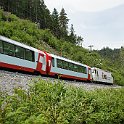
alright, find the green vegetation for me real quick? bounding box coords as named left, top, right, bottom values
left=98, top=47, right=124, bottom=86
left=0, top=80, right=124, bottom=124
left=0, top=0, right=82, bottom=44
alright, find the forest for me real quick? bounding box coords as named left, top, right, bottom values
left=0, top=0, right=83, bottom=45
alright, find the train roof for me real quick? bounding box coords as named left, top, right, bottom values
left=92, top=67, right=111, bottom=74
left=0, top=35, right=39, bottom=52
left=49, top=53, right=89, bottom=68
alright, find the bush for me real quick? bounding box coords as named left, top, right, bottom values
left=0, top=80, right=124, bottom=124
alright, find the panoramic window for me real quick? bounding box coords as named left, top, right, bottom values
left=77, top=65, right=82, bottom=73
left=1, top=40, right=35, bottom=62
left=56, top=58, right=87, bottom=74
left=82, top=66, right=87, bottom=74
left=74, top=64, right=78, bottom=72
left=57, top=59, right=63, bottom=68
left=0, top=40, right=3, bottom=53
left=25, top=49, right=35, bottom=62
left=63, top=61, right=69, bottom=70
left=68, top=63, right=74, bottom=71
left=3, top=42, right=15, bottom=56
left=15, top=46, right=25, bottom=59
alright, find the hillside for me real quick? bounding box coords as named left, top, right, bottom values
left=97, top=47, right=124, bottom=85
left=0, top=9, right=124, bottom=85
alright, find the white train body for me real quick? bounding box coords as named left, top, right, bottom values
left=91, top=67, right=113, bottom=84
left=0, top=36, right=47, bottom=74
left=46, top=53, right=92, bottom=81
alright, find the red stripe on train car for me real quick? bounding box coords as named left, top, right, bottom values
left=48, top=71, right=89, bottom=81
left=61, top=74, right=88, bottom=81
left=0, top=62, right=35, bottom=72
left=0, top=62, right=47, bottom=75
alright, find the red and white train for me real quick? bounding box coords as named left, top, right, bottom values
left=0, top=35, right=113, bottom=84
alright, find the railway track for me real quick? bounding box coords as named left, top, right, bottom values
left=0, top=69, right=122, bottom=95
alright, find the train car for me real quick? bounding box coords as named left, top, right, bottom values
left=0, top=36, right=47, bottom=74
left=45, top=53, right=92, bottom=81
left=91, top=67, right=113, bottom=84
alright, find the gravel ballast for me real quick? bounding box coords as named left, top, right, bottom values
left=0, top=70, right=122, bottom=95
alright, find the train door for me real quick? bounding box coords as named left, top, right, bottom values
left=45, top=52, right=56, bottom=76
left=96, top=69, right=99, bottom=81
left=45, top=52, right=54, bottom=75
left=36, top=52, right=46, bottom=74
left=88, top=67, right=92, bottom=81
left=46, top=54, right=52, bottom=75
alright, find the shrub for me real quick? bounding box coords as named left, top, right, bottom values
left=0, top=80, right=124, bottom=124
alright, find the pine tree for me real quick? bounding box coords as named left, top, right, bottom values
left=76, top=36, right=83, bottom=46
left=120, top=47, right=124, bottom=68
left=59, top=8, right=69, bottom=39
left=69, top=24, right=76, bottom=43
left=37, top=0, right=52, bottom=29
left=0, top=0, right=10, bottom=11
left=51, top=8, right=61, bottom=38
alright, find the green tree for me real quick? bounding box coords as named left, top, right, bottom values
left=51, top=8, right=61, bottom=38
left=120, top=47, right=124, bottom=68
left=37, top=0, right=52, bottom=29
left=76, top=35, right=83, bottom=46
left=68, top=24, right=76, bottom=44
left=59, top=8, right=69, bottom=39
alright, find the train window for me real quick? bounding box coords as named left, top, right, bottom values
left=102, top=73, right=107, bottom=79
left=51, top=57, right=55, bottom=67
left=15, top=46, right=25, bottom=59
left=97, top=71, right=99, bottom=76
left=76, top=65, right=80, bottom=73
left=3, top=42, right=15, bottom=56
left=25, top=49, right=35, bottom=62
left=57, top=59, right=63, bottom=68
left=74, top=64, right=78, bottom=72
left=82, top=66, right=87, bottom=74
left=94, top=69, right=97, bottom=74
left=63, top=61, right=69, bottom=70
left=65, top=62, right=69, bottom=70
left=104, top=75, right=107, bottom=79
left=0, top=40, right=3, bottom=53
left=62, top=61, right=65, bottom=69
left=78, top=65, right=82, bottom=73
left=68, top=63, right=74, bottom=71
